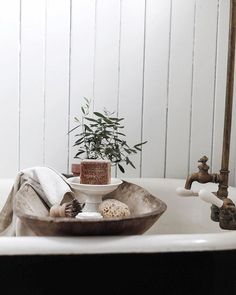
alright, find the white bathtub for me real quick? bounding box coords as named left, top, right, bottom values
left=0, top=177, right=236, bottom=255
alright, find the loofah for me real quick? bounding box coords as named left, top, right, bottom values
left=98, top=199, right=130, bottom=218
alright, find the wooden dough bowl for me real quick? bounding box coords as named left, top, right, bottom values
left=15, top=181, right=167, bottom=236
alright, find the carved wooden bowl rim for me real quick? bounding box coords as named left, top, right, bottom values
left=15, top=180, right=167, bottom=235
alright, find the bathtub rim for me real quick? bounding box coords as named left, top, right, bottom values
left=0, top=231, right=236, bottom=255
left=1, top=177, right=236, bottom=255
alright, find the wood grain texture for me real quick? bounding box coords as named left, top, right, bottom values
left=44, top=0, right=70, bottom=173
left=189, top=0, right=218, bottom=174
left=165, top=0, right=196, bottom=179
left=15, top=181, right=167, bottom=235
left=20, top=0, right=46, bottom=169
left=0, top=0, right=234, bottom=186
left=117, top=0, right=146, bottom=178
left=69, top=0, right=96, bottom=172
left=0, top=1, right=20, bottom=177
left=142, top=0, right=171, bottom=177
left=93, top=0, right=120, bottom=113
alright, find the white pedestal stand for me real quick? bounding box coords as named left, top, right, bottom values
left=66, top=177, right=123, bottom=219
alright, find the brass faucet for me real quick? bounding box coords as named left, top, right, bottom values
left=182, top=0, right=236, bottom=230
left=184, top=156, right=220, bottom=190
left=184, top=155, right=236, bottom=229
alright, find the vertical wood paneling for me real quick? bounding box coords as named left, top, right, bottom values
left=142, top=0, right=171, bottom=177
left=92, top=0, right=121, bottom=177
left=189, top=0, right=218, bottom=173
left=20, top=0, right=46, bottom=169
left=0, top=0, right=234, bottom=184
left=117, top=0, right=146, bottom=178
left=212, top=0, right=230, bottom=177
left=0, top=1, right=20, bottom=178
left=44, top=0, right=70, bottom=173
left=69, top=0, right=96, bottom=171
left=93, top=0, right=120, bottom=113
left=165, top=0, right=196, bottom=179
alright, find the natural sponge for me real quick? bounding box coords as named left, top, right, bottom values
left=98, top=199, right=130, bottom=218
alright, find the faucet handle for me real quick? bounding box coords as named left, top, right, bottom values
left=176, top=187, right=225, bottom=208
left=176, top=187, right=198, bottom=197
left=198, top=155, right=208, bottom=163
left=198, top=189, right=224, bottom=208
left=197, top=155, right=210, bottom=172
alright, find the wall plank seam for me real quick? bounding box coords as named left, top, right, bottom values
left=164, top=0, right=173, bottom=178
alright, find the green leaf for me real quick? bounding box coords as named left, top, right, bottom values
left=129, top=160, right=136, bottom=169
left=68, top=124, right=80, bottom=134
left=74, top=140, right=84, bottom=146
left=103, top=117, right=113, bottom=124
left=75, top=150, right=85, bottom=157
left=116, top=132, right=126, bottom=136
left=85, top=117, right=98, bottom=123
left=81, top=106, right=85, bottom=114
left=134, top=141, right=148, bottom=147
left=84, top=124, right=93, bottom=132
left=126, top=157, right=136, bottom=169
left=74, top=132, right=85, bottom=137
left=130, top=149, right=137, bottom=154
left=116, top=118, right=125, bottom=122
left=94, top=111, right=106, bottom=119
left=83, top=97, right=90, bottom=104
left=108, top=117, right=120, bottom=121
left=103, top=124, right=115, bottom=128
left=118, top=164, right=125, bottom=173
left=124, top=148, right=131, bottom=154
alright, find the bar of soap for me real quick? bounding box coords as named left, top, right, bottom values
left=80, top=159, right=111, bottom=185
left=76, top=212, right=103, bottom=220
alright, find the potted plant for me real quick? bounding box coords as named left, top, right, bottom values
left=69, top=98, right=147, bottom=175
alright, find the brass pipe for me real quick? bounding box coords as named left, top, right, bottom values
left=217, top=0, right=236, bottom=199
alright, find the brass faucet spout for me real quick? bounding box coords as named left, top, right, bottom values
left=184, top=156, right=220, bottom=190
left=185, top=174, right=198, bottom=190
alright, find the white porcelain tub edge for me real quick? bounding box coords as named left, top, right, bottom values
left=0, top=177, right=236, bottom=255
left=0, top=232, right=236, bottom=256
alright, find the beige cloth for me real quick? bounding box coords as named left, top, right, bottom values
left=0, top=167, right=74, bottom=236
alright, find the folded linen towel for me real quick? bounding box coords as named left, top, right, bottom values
left=0, top=166, right=74, bottom=236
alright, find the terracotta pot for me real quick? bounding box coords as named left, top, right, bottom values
left=71, top=163, right=81, bottom=176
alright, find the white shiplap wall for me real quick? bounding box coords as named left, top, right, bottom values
left=0, top=0, right=235, bottom=185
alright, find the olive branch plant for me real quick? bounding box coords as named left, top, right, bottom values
left=69, top=98, right=147, bottom=173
